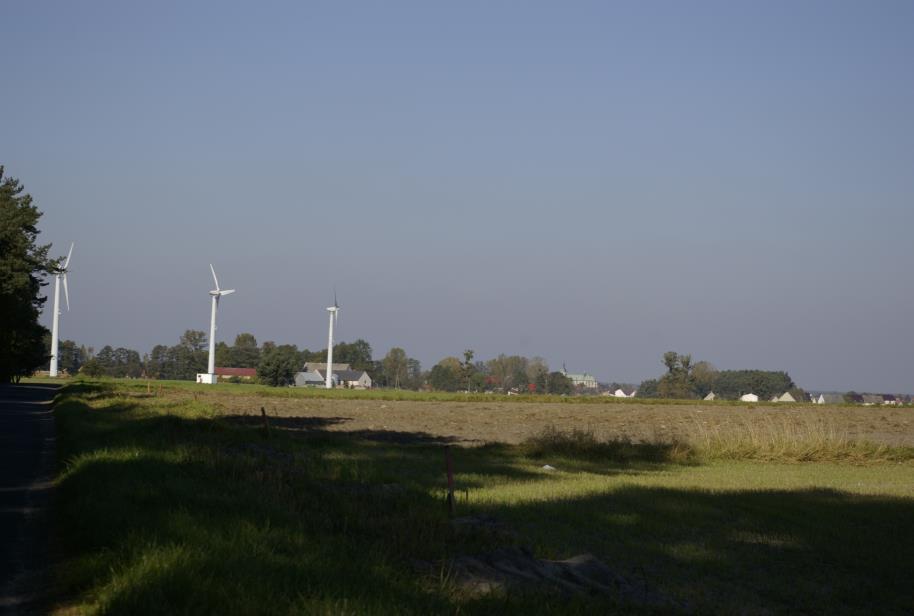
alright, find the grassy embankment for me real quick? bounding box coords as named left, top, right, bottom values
left=51, top=380, right=914, bottom=614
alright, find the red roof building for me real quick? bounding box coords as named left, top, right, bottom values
left=215, top=367, right=257, bottom=379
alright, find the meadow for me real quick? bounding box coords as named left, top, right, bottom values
left=48, top=379, right=914, bottom=614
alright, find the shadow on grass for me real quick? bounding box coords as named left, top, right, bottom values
left=492, top=486, right=914, bottom=615
left=51, top=385, right=914, bottom=614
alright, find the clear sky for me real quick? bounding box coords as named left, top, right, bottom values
left=2, top=1, right=912, bottom=392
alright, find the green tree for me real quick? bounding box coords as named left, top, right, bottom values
left=0, top=167, right=54, bottom=382
left=382, top=347, right=408, bottom=388
left=49, top=339, right=86, bottom=374
left=231, top=333, right=260, bottom=368
left=214, top=341, right=232, bottom=367
left=404, top=357, right=423, bottom=390
left=257, top=346, right=298, bottom=386
left=637, top=378, right=660, bottom=398
left=545, top=371, right=573, bottom=395
left=429, top=357, right=461, bottom=391
left=333, top=339, right=373, bottom=372
left=657, top=351, right=694, bottom=399
left=81, top=358, right=104, bottom=378
left=690, top=361, right=718, bottom=398
left=462, top=349, right=476, bottom=392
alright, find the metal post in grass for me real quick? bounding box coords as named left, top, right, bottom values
left=444, top=445, right=456, bottom=516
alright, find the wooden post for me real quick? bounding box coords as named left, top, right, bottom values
left=260, top=406, right=270, bottom=436
left=445, top=445, right=456, bottom=516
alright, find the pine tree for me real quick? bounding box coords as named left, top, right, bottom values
left=0, top=167, right=55, bottom=382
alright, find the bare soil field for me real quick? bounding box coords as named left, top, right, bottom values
left=188, top=391, right=914, bottom=447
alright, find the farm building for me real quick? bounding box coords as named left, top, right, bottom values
left=704, top=392, right=718, bottom=401
left=739, top=393, right=759, bottom=402
left=294, top=371, right=324, bottom=387
left=771, top=392, right=797, bottom=403
left=215, top=367, right=257, bottom=382
left=814, top=393, right=846, bottom=404
left=303, top=362, right=351, bottom=373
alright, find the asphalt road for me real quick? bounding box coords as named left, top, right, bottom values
left=0, top=384, right=58, bottom=615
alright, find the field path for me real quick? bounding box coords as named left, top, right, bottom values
left=0, top=384, right=58, bottom=615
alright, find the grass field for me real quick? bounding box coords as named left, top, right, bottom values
left=49, top=379, right=914, bottom=614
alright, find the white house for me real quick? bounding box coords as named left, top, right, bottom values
left=772, top=392, right=797, bottom=403
left=739, top=393, right=759, bottom=402
left=704, top=392, right=718, bottom=401
left=316, top=369, right=372, bottom=389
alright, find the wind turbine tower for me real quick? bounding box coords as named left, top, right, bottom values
left=325, top=292, right=339, bottom=389
left=198, top=264, right=235, bottom=384
left=49, top=243, right=74, bottom=378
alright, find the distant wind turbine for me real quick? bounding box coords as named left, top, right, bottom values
left=203, top=264, right=235, bottom=383
left=49, top=243, right=74, bottom=378
left=325, top=290, right=339, bottom=389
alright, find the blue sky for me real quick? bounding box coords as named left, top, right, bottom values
left=2, top=1, right=912, bottom=391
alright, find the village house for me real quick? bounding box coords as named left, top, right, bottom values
left=315, top=368, right=372, bottom=389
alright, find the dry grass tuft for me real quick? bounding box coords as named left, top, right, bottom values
left=524, top=421, right=914, bottom=465
left=522, top=425, right=696, bottom=464
left=689, top=415, right=914, bottom=463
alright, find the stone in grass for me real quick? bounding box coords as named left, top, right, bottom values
left=541, top=464, right=557, bottom=471
left=442, top=547, right=680, bottom=609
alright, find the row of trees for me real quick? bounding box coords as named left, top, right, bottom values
left=426, top=351, right=573, bottom=394
left=638, top=351, right=803, bottom=400
left=55, top=328, right=574, bottom=394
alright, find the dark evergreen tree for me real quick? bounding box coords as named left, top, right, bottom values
left=0, top=167, right=54, bottom=382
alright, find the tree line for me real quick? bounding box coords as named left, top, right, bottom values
left=50, top=330, right=574, bottom=393
left=638, top=351, right=805, bottom=401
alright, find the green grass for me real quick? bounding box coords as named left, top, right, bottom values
left=51, top=381, right=914, bottom=614
left=54, top=375, right=839, bottom=407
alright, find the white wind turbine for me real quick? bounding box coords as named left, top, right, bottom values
left=204, top=264, right=235, bottom=382
left=324, top=291, right=339, bottom=389
left=49, top=243, right=74, bottom=378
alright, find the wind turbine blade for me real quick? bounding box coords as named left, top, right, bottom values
left=220, top=289, right=236, bottom=296
left=62, top=274, right=70, bottom=311
left=210, top=264, right=220, bottom=290
left=63, top=243, right=74, bottom=270
left=333, top=287, right=339, bottom=308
